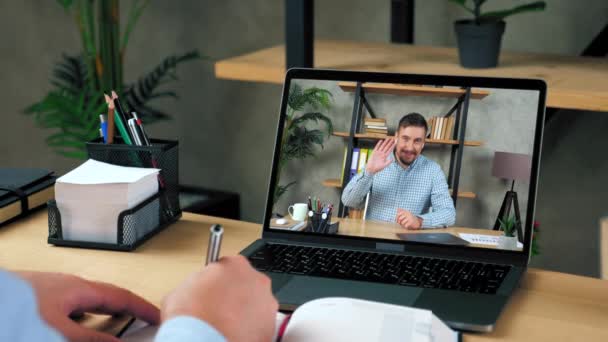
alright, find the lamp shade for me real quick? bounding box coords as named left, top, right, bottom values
left=491, top=151, right=532, bottom=181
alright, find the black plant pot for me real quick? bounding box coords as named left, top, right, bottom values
left=454, top=19, right=505, bottom=68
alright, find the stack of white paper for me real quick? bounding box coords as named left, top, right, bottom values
left=55, top=159, right=160, bottom=244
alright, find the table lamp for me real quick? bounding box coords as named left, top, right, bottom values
left=491, top=151, right=532, bottom=242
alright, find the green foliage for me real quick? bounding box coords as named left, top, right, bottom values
left=124, top=50, right=201, bottom=123
left=273, top=85, right=334, bottom=203
left=498, top=215, right=518, bottom=238
left=26, top=0, right=200, bottom=159
left=448, top=0, right=546, bottom=23
left=531, top=221, right=540, bottom=257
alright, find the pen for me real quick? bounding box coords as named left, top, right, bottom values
left=206, top=224, right=223, bottom=265
left=132, top=112, right=151, bottom=146
left=107, top=92, right=133, bottom=145
left=111, top=91, right=134, bottom=144
left=307, top=196, right=312, bottom=211
left=127, top=118, right=143, bottom=146
left=99, top=114, right=107, bottom=143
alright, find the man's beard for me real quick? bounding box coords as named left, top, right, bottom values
left=397, top=149, right=417, bottom=166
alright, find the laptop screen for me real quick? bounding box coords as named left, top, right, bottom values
left=266, top=70, right=544, bottom=254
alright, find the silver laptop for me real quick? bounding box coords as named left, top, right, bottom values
left=241, top=68, right=546, bottom=332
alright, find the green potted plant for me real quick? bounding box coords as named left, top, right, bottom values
left=498, top=215, right=519, bottom=250
left=449, top=0, right=546, bottom=68
left=273, top=84, right=333, bottom=203
left=25, top=0, right=200, bottom=158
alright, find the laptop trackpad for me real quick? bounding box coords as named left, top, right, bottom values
left=276, top=276, right=422, bottom=307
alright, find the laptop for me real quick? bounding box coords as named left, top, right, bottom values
left=241, top=68, right=546, bottom=332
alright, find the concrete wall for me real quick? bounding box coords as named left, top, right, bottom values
left=1, top=0, right=606, bottom=277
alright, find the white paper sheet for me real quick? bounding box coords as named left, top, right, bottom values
left=57, top=159, right=159, bottom=185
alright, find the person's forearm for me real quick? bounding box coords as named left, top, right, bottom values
left=418, top=209, right=455, bottom=228
left=341, top=171, right=373, bottom=208
left=155, top=316, right=226, bottom=342
left=0, top=271, right=65, bottom=342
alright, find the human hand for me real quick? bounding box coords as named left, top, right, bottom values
left=161, top=255, right=278, bottom=342
left=396, top=209, right=422, bottom=230
left=17, top=271, right=160, bottom=342
left=365, top=138, right=396, bottom=175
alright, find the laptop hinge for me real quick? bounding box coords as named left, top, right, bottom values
left=375, top=242, right=404, bottom=252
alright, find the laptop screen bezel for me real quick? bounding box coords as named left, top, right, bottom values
left=262, top=68, right=546, bottom=266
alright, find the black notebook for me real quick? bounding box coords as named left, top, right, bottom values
left=0, top=168, right=56, bottom=225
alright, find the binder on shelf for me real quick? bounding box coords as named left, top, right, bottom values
left=340, top=147, right=348, bottom=184
left=349, top=148, right=360, bottom=180
left=357, top=148, right=368, bottom=174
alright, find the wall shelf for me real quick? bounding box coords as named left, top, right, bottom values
left=338, top=82, right=490, bottom=99
left=214, top=40, right=608, bottom=112
left=331, top=131, right=483, bottom=146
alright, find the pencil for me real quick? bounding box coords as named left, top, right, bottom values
left=104, top=94, right=115, bottom=144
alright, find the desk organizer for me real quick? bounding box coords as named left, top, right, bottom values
left=304, top=211, right=339, bottom=234
left=47, top=138, right=181, bottom=251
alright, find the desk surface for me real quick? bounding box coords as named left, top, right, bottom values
left=333, top=218, right=516, bottom=250
left=214, top=40, right=608, bottom=112
left=1, top=211, right=607, bottom=341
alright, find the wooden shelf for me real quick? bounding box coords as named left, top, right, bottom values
left=332, top=131, right=483, bottom=146
left=322, top=179, right=343, bottom=187
left=322, top=178, right=476, bottom=199
left=338, top=82, right=490, bottom=99
left=214, top=40, right=608, bottom=112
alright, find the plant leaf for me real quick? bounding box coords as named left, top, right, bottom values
left=124, top=50, right=201, bottom=123
left=482, top=1, right=546, bottom=19
left=274, top=181, right=297, bottom=203
left=290, top=112, right=334, bottom=136
left=447, top=0, right=474, bottom=14
left=56, top=0, right=73, bottom=10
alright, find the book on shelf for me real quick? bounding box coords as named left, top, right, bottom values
left=364, top=118, right=388, bottom=135
left=365, top=124, right=388, bottom=130
left=427, top=116, right=455, bottom=140
left=364, top=118, right=386, bottom=124
left=365, top=129, right=388, bottom=135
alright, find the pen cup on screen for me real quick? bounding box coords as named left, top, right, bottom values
left=206, top=224, right=224, bottom=265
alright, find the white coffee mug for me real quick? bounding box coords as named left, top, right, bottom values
left=288, top=203, right=308, bottom=221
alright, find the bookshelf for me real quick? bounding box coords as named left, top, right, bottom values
left=331, top=131, right=483, bottom=146
left=327, top=81, right=487, bottom=217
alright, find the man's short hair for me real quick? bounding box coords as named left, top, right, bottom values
left=398, top=113, right=428, bottom=135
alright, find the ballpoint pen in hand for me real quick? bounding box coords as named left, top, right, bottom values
left=206, top=224, right=224, bottom=265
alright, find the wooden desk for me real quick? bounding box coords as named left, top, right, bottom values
left=334, top=218, right=516, bottom=250
left=214, top=40, right=608, bottom=112
left=1, top=211, right=607, bottom=341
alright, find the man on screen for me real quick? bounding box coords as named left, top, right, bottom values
left=342, top=113, right=456, bottom=229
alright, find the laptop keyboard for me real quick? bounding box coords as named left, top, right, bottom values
left=248, top=244, right=510, bottom=295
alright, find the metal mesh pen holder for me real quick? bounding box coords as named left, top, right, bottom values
left=48, top=191, right=176, bottom=251
left=85, top=137, right=181, bottom=222
left=304, top=210, right=339, bottom=234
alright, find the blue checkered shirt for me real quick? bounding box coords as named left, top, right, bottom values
left=341, top=154, right=456, bottom=228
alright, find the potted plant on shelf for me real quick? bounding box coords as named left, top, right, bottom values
left=25, top=0, right=200, bottom=159
left=449, top=0, right=546, bottom=68
left=498, top=215, right=518, bottom=250
left=273, top=84, right=333, bottom=203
